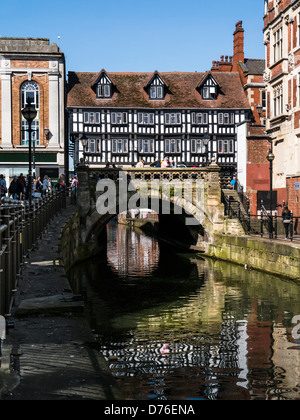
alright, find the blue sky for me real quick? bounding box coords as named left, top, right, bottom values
left=1, top=0, right=265, bottom=73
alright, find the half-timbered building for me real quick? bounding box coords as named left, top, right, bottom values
left=67, top=69, right=250, bottom=179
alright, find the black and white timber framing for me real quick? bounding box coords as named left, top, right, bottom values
left=69, top=108, right=249, bottom=168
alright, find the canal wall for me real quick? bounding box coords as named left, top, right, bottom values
left=205, top=234, right=300, bottom=282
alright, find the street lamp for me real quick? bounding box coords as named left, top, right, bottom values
left=202, top=132, right=210, bottom=166
left=266, top=149, right=275, bottom=238
left=80, top=133, right=88, bottom=163
left=22, top=98, right=37, bottom=205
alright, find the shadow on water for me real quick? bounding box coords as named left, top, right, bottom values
left=68, top=221, right=300, bottom=401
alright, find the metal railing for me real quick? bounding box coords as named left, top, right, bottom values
left=222, top=193, right=299, bottom=242
left=0, top=189, right=68, bottom=317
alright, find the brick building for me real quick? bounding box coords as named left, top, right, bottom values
left=263, top=0, right=300, bottom=216
left=0, top=37, right=67, bottom=186
left=211, top=21, right=270, bottom=214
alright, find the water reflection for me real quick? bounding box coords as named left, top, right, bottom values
left=68, top=221, right=300, bottom=400
left=107, top=218, right=160, bottom=279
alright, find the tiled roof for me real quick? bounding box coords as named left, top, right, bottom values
left=67, top=70, right=250, bottom=109
left=239, top=59, right=265, bottom=75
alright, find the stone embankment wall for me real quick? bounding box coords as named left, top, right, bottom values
left=60, top=210, right=90, bottom=274
left=205, top=234, right=300, bottom=281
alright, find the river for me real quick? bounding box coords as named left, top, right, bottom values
left=69, top=218, right=300, bottom=400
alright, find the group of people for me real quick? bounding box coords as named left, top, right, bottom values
left=0, top=173, right=70, bottom=201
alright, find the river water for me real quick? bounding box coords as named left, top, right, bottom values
left=69, top=219, right=300, bottom=400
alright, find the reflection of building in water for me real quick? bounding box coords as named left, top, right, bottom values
left=271, top=326, right=300, bottom=400
left=107, top=222, right=159, bottom=278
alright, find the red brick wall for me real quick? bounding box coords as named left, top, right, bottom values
left=287, top=177, right=300, bottom=216
left=11, top=74, right=49, bottom=147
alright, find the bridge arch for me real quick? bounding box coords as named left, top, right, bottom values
left=76, top=163, right=226, bottom=256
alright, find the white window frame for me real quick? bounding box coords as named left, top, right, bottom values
left=165, top=113, right=181, bottom=125
left=165, top=139, right=181, bottom=154
left=150, top=85, right=164, bottom=99
left=138, top=139, right=154, bottom=154
left=191, top=139, right=206, bottom=154
left=111, top=112, right=128, bottom=125
left=218, top=139, right=234, bottom=154
left=84, top=112, right=100, bottom=124
left=112, top=138, right=128, bottom=154
left=138, top=113, right=155, bottom=125
left=273, top=83, right=283, bottom=117
left=273, top=27, right=283, bottom=63
left=97, top=83, right=111, bottom=98
left=22, top=120, right=40, bottom=146
left=192, top=113, right=208, bottom=125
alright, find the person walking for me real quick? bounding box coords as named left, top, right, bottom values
left=43, top=175, right=50, bottom=195
left=0, top=175, right=7, bottom=199
left=9, top=176, right=20, bottom=200
left=55, top=174, right=66, bottom=193
left=17, top=173, right=26, bottom=200
left=71, top=175, right=78, bottom=204
left=282, top=205, right=292, bottom=239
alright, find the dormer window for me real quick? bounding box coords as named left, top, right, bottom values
left=198, top=73, right=219, bottom=101
left=92, top=70, right=114, bottom=99
left=97, top=83, right=111, bottom=98
left=150, top=85, right=164, bottom=99
left=146, top=71, right=167, bottom=100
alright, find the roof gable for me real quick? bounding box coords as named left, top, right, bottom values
left=91, top=69, right=113, bottom=89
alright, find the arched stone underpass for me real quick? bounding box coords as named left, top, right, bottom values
left=72, top=162, right=228, bottom=262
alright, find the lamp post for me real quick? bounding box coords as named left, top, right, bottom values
left=202, top=132, right=210, bottom=166
left=80, top=133, right=88, bottom=164
left=266, top=149, right=275, bottom=238
left=22, top=98, right=37, bottom=205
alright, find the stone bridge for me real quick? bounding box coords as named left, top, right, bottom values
left=73, top=160, right=235, bottom=258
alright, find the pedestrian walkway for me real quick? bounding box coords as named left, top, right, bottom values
left=0, top=202, right=123, bottom=400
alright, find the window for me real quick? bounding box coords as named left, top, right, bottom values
left=261, top=89, right=266, bottom=109
left=202, top=84, right=217, bottom=100
left=89, top=139, right=96, bottom=153
left=97, top=83, right=112, bottom=98
left=84, top=112, right=100, bottom=124
left=218, top=139, right=234, bottom=154
left=165, top=113, right=181, bottom=125
left=165, top=139, right=181, bottom=154
left=191, top=139, right=206, bottom=154
left=21, top=120, right=40, bottom=146
left=111, top=112, right=128, bottom=124
left=264, top=0, right=269, bottom=15
left=138, top=139, right=154, bottom=154
left=138, top=113, right=154, bottom=125
left=21, top=81, right=39, bottom=110
left=21, top=81, right=40, bottom=145
left=192, top=113, right=208, bottom=125
left=273, top=83, right=283, bottom=117
left=273, top=27, right=283, bottom=63
left=218, top=113, right=234, bottom=125
left=112, top=138, right=128, bottom=154
left=150, top=85, right=164, bottom=99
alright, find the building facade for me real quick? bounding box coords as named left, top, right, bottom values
left=67, top=21, right=269, bottom=212
left=67, top=69, right=250, bottom=186
left=0, top=37, right=66, bottom=185
left=264, top=0, right=300, bottom=216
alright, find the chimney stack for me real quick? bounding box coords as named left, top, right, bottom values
left=233, top=21, right=244, bottom=71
